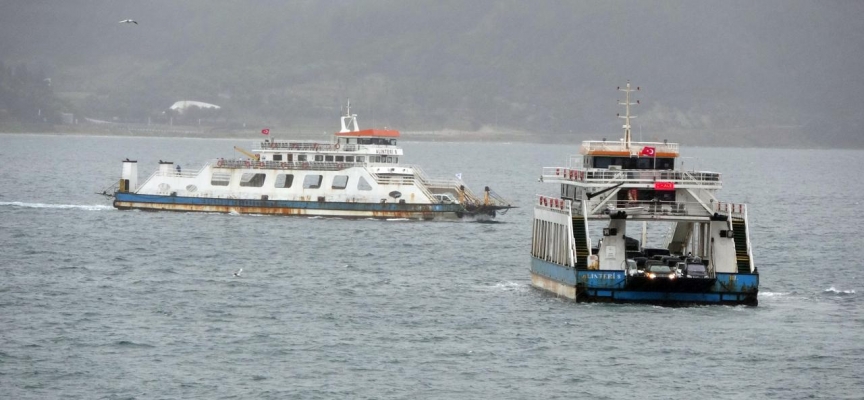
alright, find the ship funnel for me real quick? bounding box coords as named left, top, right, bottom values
left=120, top=159, right=138, bottom=192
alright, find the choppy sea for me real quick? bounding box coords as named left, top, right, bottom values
left=1, top=134, right=862, bottom=399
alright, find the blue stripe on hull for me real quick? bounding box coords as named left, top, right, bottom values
left=113, top=192, right=471, bottom=219
left=530, top=257, right=759, bottom=306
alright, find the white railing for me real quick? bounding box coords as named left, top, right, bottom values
left=579, top=140, right=680, bottom=155
left=542, top=167, right=722, bottom=187
left=714, top=201, right=747, bottom=219
left=591, top=199, right=715, bottom=218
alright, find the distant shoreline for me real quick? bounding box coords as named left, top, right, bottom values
left=2, top=124, right=862, bottom=149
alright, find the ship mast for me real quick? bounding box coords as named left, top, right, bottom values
left=617, top=81, right=639, bottom=149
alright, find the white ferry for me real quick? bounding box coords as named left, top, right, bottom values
left=530, top=82, right=758, bottom=305
left=112, top=103, right=513, bottom=220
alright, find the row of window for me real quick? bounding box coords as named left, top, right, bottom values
left=211, top=172, right=374, bottom=191
left=270, top=154, right=398, bottom=163
left=588, top=156, right=674, bottom=170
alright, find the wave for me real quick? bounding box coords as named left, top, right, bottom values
left=823, top=287, right=856, bottom=295
left=488, top=281, right=528, bottom=292
left=386, top=218, right=410, bottom=221
left=0, top=201, right=112, bottom=211
left=759, top=291, right=788, bottom=297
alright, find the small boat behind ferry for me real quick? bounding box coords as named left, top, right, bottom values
left=112, top=103, right=513, bottom=220
left=530, top=82, right=758, bottom=305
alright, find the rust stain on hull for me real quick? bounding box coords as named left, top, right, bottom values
left=114, top=201, right=459, bottom=220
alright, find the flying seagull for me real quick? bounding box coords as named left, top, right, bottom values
left=119, top=19, right=138, bottom=24
left=233, top=268, right=243, bottom=277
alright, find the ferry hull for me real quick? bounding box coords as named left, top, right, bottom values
left=113, top=192, right=490, bottom=220
left=530, top=258, right=758, bottom=306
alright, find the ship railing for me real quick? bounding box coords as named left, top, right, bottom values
left=212, top=159, right=361, bottom=171
left=410, top=165, right=468, bottom=204
left=589, top=200, right=718, bottom=218
left=542, top=167, right=722, bottom=187
left=254, top=141, right=341, bottom=151
left=714, top=201, right=748, bottom=219
left=535, top=195, right=571, bottom=215
left=411, top=165, right=495, bottom=206
left=580, top=140, right=680, bottom=155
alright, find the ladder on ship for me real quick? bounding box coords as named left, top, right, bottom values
left=732, top=218, right=751, bottom=273
left=572, top=216, right=590, bottom=269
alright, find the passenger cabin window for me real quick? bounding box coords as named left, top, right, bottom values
left=357, top=176, right=373, bottom=191
left=335, top=156, right=344, bottom=162
left=303, top=174, right=323, bottom=189
left=273, top=154, right=283, bottom=161
left=298, top=155, right=307, bottom=162
left=211, top=172, right=230, bottom=186
left=591, top=156, right=674, bottom=170
left=332, top=175, right=349, bottom=189
left=346, top=156, right=355, bottom=162
left=239, top=173, right=266, bottom=187
left=275, top=174, right=294, bottom=188
left=315, top=155, right=324, bottom=162
left=356, top=156, right=365, bottom=162
left=325, top=155, right=334, bottom=162
left=286, top=154, right=293, bottom=162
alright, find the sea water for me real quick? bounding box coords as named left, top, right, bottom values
left=1, top=134, right=862, bottom=399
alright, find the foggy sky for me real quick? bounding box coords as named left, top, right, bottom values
left=1, top=0, right=862, bottom=147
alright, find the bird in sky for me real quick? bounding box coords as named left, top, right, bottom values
left=233, top=268, right=243, bottom=277
left=118, top=19, right=138, bottom=24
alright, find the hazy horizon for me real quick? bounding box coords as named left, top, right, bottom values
left=1, top=1, right=862, bottom=148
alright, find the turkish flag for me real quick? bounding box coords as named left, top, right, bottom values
left=261, top=128, right=270, bottom=135
left=640, top=146, right=656, bottom=156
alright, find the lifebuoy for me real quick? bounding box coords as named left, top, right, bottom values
left=257, top=161, right=265, bottom=168
left=270, top=143, right=276, bottom=149
left=244, top=160, right=251, bottom=167
left=302, top=162, right=309, bottom=169
left=216, top=159, right=224, bottom=167
left=280, top=162, right=288, bottom=168
left=337, top=163, right=343, bottom=169
left=334, top=143, right=340, bottom=150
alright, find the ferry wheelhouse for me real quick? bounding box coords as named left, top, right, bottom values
left=530, top=83, right=758, bottom=305
left=113, top=103, right=513, bottom=220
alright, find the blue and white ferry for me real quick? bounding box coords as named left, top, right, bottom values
left=113, top=103, right=513, bottom=220
left=530, top=82, right=758, bottom=305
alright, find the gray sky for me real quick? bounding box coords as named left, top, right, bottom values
left=1, top=0, right=862, bottom=146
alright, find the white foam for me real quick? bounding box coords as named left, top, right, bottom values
left=489, top=281, right=528, bottom=292
left=759, top=292, right=788, bottom=297
left=386, top=218, right=410, bottom=221
left=0, top=201, right=112, bottom=211
left=824, top=287, right=856, bottom=294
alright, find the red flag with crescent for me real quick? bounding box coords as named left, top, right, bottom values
left=640, top=146, right=655, bottom=156
left=261, top=128, right=270, bottom=135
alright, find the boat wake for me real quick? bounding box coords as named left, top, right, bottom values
left=488, top=281, right=529, bottom=292
left=823, top=287, right=856, bottom=295
left=0, top=201, right=112, bottom=211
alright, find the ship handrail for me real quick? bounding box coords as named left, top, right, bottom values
left=580, top=140, right=679, bottom=155
left=582, top=199, right=725, bottom=218
left=541, top=166, right=722, bottom=187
